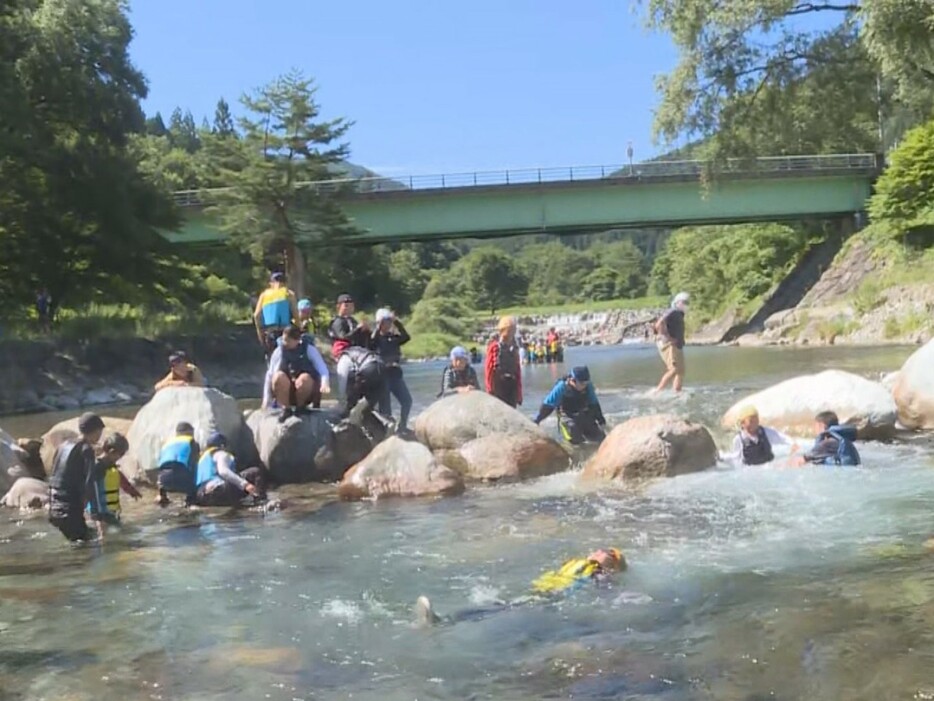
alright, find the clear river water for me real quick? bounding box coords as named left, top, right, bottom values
left=3, top=344, right=934, bottom=701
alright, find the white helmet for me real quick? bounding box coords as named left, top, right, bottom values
left=375, top=308, right=393, bottom=323
left=672, top=292, right=690, bottom=308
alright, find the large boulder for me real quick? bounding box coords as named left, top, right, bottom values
left=415, top=391, right=542, bottom=451
left=126, top=387, right=258, bottom=483
left=721, top=369, right=897, bottom=439
left=581, top=414, right=717, bottom=482
left=894, top=340, right=934, bottom=430
left=338, top=437, right=464, bottom=500
left=440, top=432, right=570, bottom=482
left=414, top=392, right=568, bottom=479
left=0, top=477, right=49, bottom=510
left=247, top=408, right=388, bottom=484
left=40, top=416, right=133, bottom=474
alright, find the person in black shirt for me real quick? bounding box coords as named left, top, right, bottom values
left=48, top=413, right=106, bottom=542
left=370, top=308, right=413, bottom=433
left=327, top=294, right=370, bottom=398
left=653, top=292, right=689, bottom=393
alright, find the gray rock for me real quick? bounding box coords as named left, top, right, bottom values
left=248, top=409, right=340, bottom=484
left=126, top=387, right=258, bottom=484
left=414, top=391, right=545, bottom=452
left=41, top=416, right=133, bottom=476
left=894, top=339, right=934, bottom=430
left=0, top=428, right=30, bottom=494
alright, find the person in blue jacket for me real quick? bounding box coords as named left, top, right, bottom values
left=792, top=411, right=861, bottom=466
left=533, top=366, right=607, bottom=445
left=156, top=422, right=200, bottom=506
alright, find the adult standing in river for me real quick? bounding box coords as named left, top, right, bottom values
left=653, top=292, right=689, bottom=394
left=370, top=308, right=413, bottom=434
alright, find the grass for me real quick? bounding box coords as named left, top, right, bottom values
left=815, top=316, right=860, bottom=343
left=884, top=311, right=931, bottom=340
left=403, top=332, right=465, bottom=360
left=2, top=302, right=250, bottom=341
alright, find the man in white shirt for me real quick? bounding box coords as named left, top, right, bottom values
left=721, top=405, right=798, bottom=466
left=263, top=325, right=331, bottom=421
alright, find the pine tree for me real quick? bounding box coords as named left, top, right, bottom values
left=145, top=111, right=167, bottom=137
left=207, top=70, right=355, bottom=298
left=212, top=97, right=235, bottom=137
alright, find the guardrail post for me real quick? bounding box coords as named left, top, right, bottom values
left=601, top=166, right=605, bottom=177
left=506, top=170, right=510, bottom=184
left=442, top=174, right=446, bottom=188
left=569, top=167, right=574, bottom=181
left=537, top=169, right=541, bottom=183
left=473, top=173, right=477, bottom=186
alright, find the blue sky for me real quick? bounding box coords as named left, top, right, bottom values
left=128, top=1, right=679, bottom=175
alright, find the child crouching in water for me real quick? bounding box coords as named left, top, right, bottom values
left=791, top=411, right=861, bottom=467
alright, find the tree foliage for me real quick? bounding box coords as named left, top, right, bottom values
left=0, top=0, right=179, bottom=312
left=642, top=0, right=934, bottom=156
left=459, top=248, right=528, bottom=315
left=868, top=118, right=934, bottom=233
left=651, top=223, right=809, bottom=321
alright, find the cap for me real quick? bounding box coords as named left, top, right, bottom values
left=571, top=366, right=591, bottom=383
left=168, top=351, right=187, bottom=365
left=175, top=421, right=194, bottom=435
left=450, top=346, right=469, bottom=361
left=297, top=298, right=312, bottom=312
left=77, top=413, right=105, bottom=434
left=206, top=431, right=227, bottom=448
left=497, top=315, right=516, bottom=331
left=672, top=291, right=690, bottom=306
left=337, top=293, right=354, bottom=304
left=737, top=405, right=759, bottom=422
left=270, top=272, right=286, bottom=283
left=375, top=308, right=392, bottom=323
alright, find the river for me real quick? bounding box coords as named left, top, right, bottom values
left=3, top=344, right=934, bottom=700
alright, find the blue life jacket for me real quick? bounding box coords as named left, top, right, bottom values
left=158, top=435, right=197, bottom=472
left=816, top=426, right=861, bottom=466
left=196, top=447, right=235, bottom=488
left=260, top=287, right=292, bottom=329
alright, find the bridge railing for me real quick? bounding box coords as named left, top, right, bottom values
left=172, top=153, right=879, bottom=207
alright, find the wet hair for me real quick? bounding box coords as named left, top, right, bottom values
left=175, top=422, right=195, bottom=435
left=283, top=324, right=303, bottom=341
left=77, top=413, right=105, bottom=435
left=102, top=432, right=129, bottom=455
left=815, top=411, right=839, bottom=429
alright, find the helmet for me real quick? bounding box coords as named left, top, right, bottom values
left=450, top=346, right=469, bottom=362
left=297, top=298, right=312, bottom=312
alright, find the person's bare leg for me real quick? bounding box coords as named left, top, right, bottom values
left=673, top=371, right=684, bottom=392
left=654, top=369, right=675, bottom=393
left=273, top=371, right=292, bottom=407
left=294, top=374, right=316, bottom=408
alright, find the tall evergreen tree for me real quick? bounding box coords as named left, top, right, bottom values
left=145, top=110, right=167, bottom=137
left=212, top=97, right=235, bottom=137
left=206, top=70, right=355, bottom=298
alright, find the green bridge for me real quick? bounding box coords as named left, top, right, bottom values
left=168, top=154, right=882, bottom=245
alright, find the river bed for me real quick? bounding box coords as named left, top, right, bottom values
left=3, top=344, right=934, bottom=701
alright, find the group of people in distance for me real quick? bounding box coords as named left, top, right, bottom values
left=519, top=328, right=564, bottom=365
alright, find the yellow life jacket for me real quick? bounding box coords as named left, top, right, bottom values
left=530, top=557, right=599, bottom=594
left=102, top=465, right=121, bottom=513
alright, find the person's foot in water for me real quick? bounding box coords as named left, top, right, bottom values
left=414, top=596, right=441, bottom=627
left=155, top=488, right=169, bottom=507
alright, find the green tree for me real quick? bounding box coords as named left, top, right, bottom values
left=459, top=248, right=527, bottom=315
left=652, top=223, right=808, bottom=321
left=589, top=239, right=647, bottom=297
left=517, top=241, right=594, bottom=304
left=384, top=248, right=429, bottom=313
left=145, top=111, right=168, bottom=137
left=206, top=70, right=355, bottom=298
left=641, top=0, right=931, bottom=155
left=168, top=106, right=201, bottom=153
left=0, top=0, right=177, bottom=311
left=868, top=118, right=934, bottom=234
left=213, top=97, right=235, bottom=137
left=581, top=267, right=620, bottom=301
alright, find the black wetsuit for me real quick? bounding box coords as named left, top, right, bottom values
left=48, top=440, right=102, bottom=541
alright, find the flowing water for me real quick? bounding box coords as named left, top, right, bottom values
left=3, top=344, right=934, bottom=701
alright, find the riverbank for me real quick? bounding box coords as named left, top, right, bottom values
left=0, top=327, right=266, bottom=415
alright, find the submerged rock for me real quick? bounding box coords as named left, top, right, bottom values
left=414, top=392, right=569, bottom=480
left=0, top=477, right=49, bottom=509
left=441, top=432, right=571, bottom=482
left=722, top=369, right=897, bottom=439
left=338, top=436, right=464, bottom=500
left=126, top=387, right=257, bottom=483
left=40, top=416, right=133, bottom=475
left=581, top=414, right=717, bottom=481
left=893, top=340, right=934, bottom=430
